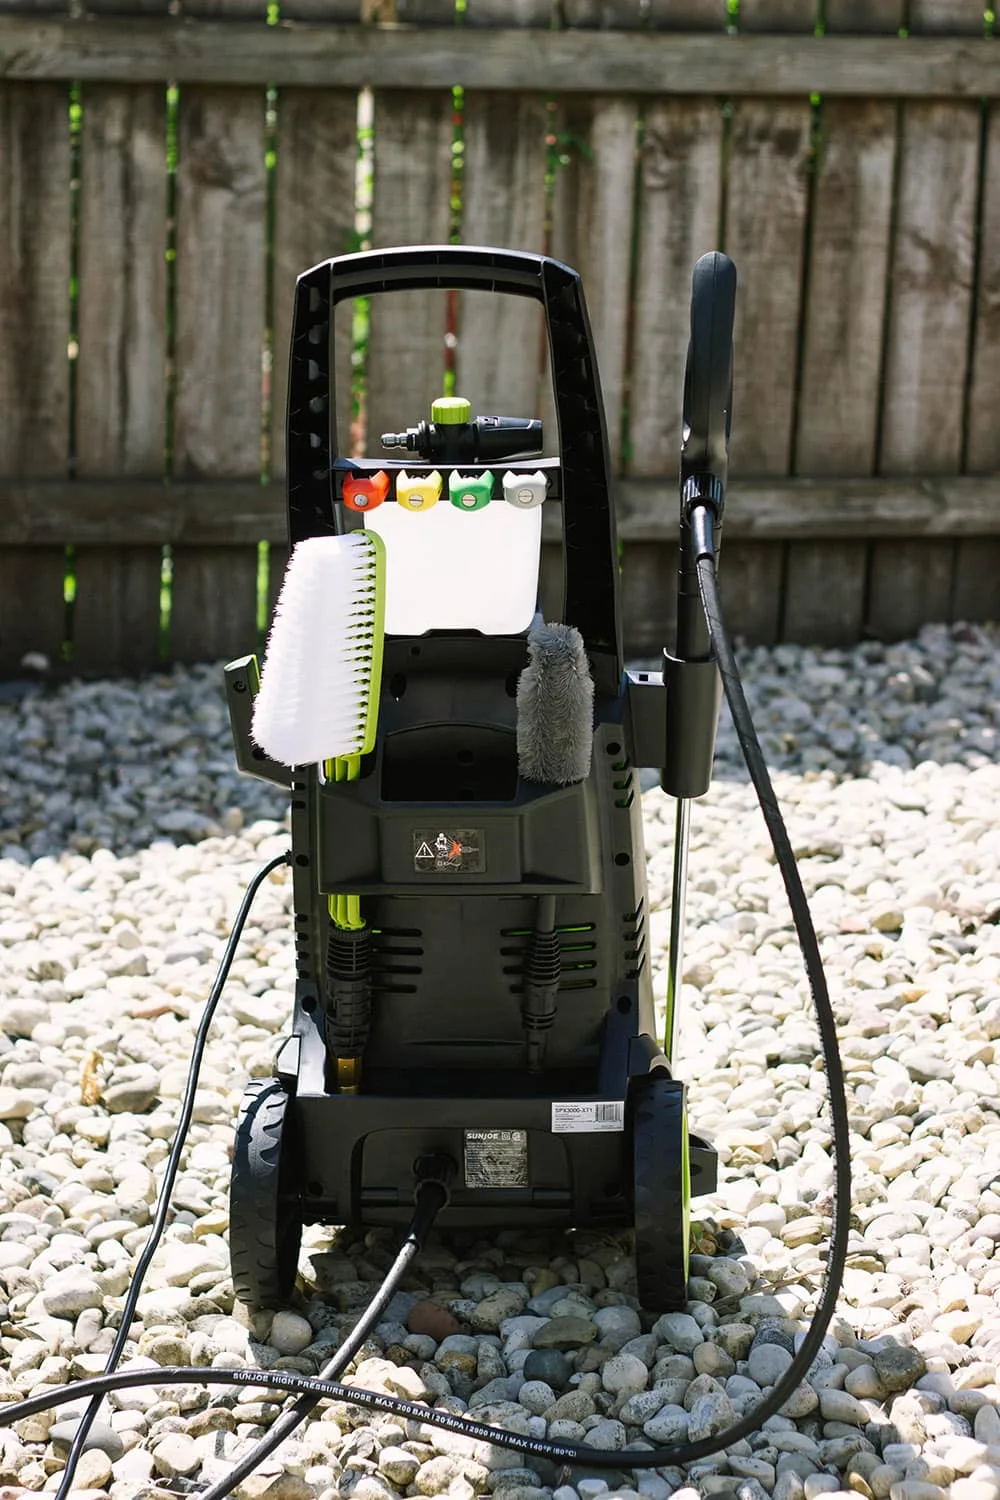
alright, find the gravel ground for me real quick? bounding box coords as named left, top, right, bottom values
left=0, top=622, right=998, bottom=1500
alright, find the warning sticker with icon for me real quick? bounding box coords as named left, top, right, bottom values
left=413, top=829, right=485, bottom=873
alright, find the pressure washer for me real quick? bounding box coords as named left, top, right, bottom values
left=8, top=247, right=850, bottom=1500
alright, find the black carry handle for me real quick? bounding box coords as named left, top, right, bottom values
left=681, top=251, right=737, bottom=495
left=327, top=245, right=547, bottom=303
left=286, top=244, right=623, bottom=691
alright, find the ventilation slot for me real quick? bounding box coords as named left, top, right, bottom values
left=622, top=901, right=647, bottom=980
left=610, top=754, right=635, bottom=809
left=502, top=923, right=599, bottom=993
left=370, top=927, right=424, bottom=996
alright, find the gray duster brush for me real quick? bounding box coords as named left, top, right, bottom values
left=516, top=623, right=595, bottom=784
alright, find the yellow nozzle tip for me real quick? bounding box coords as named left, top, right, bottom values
left=431, top=396, right=471, bottom=425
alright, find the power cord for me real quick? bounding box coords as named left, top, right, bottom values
left=199, top=1156, right=454, bottom=1500
left=52, top=850, right=291, bottom=1500
left=8, top=521, right=851, bottom=1487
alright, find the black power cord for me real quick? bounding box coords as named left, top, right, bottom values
left=9, top=526, right=852, bottom=1491
left=199, top=1157, right=454, bottom=1500
left=52, top=850, right=291, bottom=1500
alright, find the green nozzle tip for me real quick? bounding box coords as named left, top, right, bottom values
left=431, top=396, right=471, bottom=425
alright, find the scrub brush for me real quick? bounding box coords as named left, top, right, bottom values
left=252, top=530, right=385, bottom=1095
left=252, top=531, right=385, bottom=770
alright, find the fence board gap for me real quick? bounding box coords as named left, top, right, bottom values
left=966, top=104, right=999, bottom=475
left=457, top=91, right=548, bottom=417
left=365, top=89, right=454, bottom=447
left=725, top=99, right=811, bottom=477
left=781, top=541, right=867, bottom=643
left=547, top=96, right=639, bottom=471
left=172, top=84, right=266, bottom=662
left=866, top=539, right=954, bottom=639
left=879, top=100, right=980, bottom=474
left=951, top=540, right=1000, bottom=623
left=796, top=100, right=896, bottom=474
left=271, top=86, right=358, bottom=475
left=628, top=98, right=724, bottom=479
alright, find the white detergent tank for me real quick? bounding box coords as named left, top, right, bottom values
left=364, top=499, right=542, bottom=636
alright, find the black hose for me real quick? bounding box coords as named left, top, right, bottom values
left=199, top=1169, right=450, bottom=1500
left=52, top=851, right=291, bottom=1500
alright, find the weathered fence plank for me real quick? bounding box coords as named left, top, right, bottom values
left=73, top=83, right=167, bottom=675
left=172, top=83, right=266, bottom=662
left=645, top=0, right=727, bottom=27
left=549, top=96, right=639, bottom=469
left=458, top=90, right=548, bottom=418
left=0, top=81, right=70, bottom=674
left=629, top=98, right=723, bottom=478
left=867, top=538, right=954, bottom=639
left=789, top=97, right=896, bottom=643
left=824, top=0, right=904, bottom=30
left=908, top=0, right=986, bottom=32
left=3, top=22, right=1000, bottom=97
left=739, top=0, right=816, bottom=31
left=796, top=101, right=895, bottom=476
left=271, top=86, right=357, bottom=473
left=365, top=89, right=453, bottom=445
left=880, top=102, right=979, bottom=474
left=966, top=103, right=999, bottom=476
left=6, top=475, right=1000, bottom=546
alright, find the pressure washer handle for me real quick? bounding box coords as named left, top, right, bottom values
left=663, top=252, right=736, bottom=801
left=675, top=251, right=737, bottom=664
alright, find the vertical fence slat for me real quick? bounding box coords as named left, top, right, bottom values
left=73, top=84, right=168, bottom=676
left=0, top=81, right=70, bottom=674
left=365, top=90, right=454, bottom=447
left=271, top=87, right=358, bottom=475
left=645, top=1, right=727, bottom=26
left=624, top=99, right=723, bottom=653
left=966, top=106, right=999, bottom=477
left=869, top=95, right=979, bottom=638
left=457, top=92, right=548, bottom=416
left=824, top=0, right=904, bottom=28
left=738, top=0, right=816, bottom=28
left=908, top=0, right=987, bottom=31
left=786, top=99, right=896, bottom=642
left=548, top=98, right=639, bottom=472
left=721, top=99, right=811, bottom=643
left=172, top=84, right=266, bottom=662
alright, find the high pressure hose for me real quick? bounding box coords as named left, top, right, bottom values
left=199, top=1155, right=455, bottom=1500
left=9, top=551, right=853, bottom=1487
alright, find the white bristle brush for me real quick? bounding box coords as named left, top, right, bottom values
left=251, top=531, right=386, bottom=769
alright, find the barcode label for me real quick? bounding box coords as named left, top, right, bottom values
left=551, top=1101, right=625, bottom=1134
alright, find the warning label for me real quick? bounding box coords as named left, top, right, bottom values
left=464, top=1128, right=529, bottom=1188
left=413, top=829, right=485, bottom=874
left=551, top=1101, right=625, bottom=1134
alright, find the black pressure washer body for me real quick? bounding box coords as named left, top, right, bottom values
left=225, top=246, right=730, bottom=1316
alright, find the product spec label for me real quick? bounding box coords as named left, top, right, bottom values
left=551, top=1101, right=625, bottom=1133
left=463, top=1128, right=528, bottom=1187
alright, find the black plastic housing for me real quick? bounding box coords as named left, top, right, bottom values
left=236, top=244, right=717, bottom=1231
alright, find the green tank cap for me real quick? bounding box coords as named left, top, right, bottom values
left=431, top=396, right=472, bottom=425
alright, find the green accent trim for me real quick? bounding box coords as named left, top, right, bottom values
left=681, top=1103, right=691, bottom=1281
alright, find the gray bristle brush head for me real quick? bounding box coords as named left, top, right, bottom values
left=516, top=623, right=595, bottom=785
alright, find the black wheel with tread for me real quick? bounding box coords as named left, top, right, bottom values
left=229, top=1077, right=302, bottom=1311
left=631, top=1072, right=690, bottom=1315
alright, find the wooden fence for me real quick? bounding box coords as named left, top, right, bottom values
left=0, top=0, right=997, bottom=675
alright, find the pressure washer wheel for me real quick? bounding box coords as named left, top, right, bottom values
left=631, top=1073, right=690, bottom=1314
left=229, top=1077, right=302, bottom=1311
